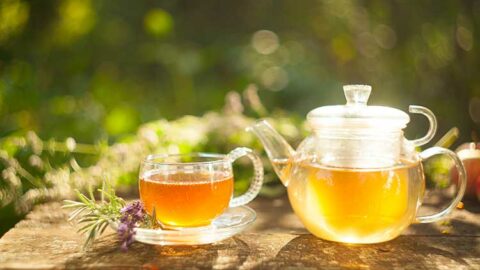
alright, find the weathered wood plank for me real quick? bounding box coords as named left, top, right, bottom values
left=0, top=197, right=479, bottom=269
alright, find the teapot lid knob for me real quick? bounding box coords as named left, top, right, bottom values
left=343, top=85, right=372, bottom=106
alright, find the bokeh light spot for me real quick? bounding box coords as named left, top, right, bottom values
left=456, top=26, right=473, bottom=51
left=144, top=9, right=173, bottom=37
left=252, top=30, right=279, bottom=55
left=15, top=110, right=36, bottom=130
left=261, top=66, right=288, bottom=91
left=374, top=24, right=397, bottom=49
left=49, top=96, right=76, bottom=115
left=331, top=35, right=355, bottom=62
left=177, top=50, right=202, bottom=75
left=421, top=24, right=454, bottom=68
left=54, top=0, right=96, bottom=45
left=105, top=106, right=139, bottom=135
left=0, top=0, right=29, bottom=43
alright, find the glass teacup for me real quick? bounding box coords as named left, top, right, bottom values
left=139, top=148, right=263, bottom=228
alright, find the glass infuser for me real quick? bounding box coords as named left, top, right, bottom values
left=248, top=84, right=467, bottom=244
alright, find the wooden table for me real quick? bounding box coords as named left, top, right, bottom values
left=0, top=196, right=479, bottom=269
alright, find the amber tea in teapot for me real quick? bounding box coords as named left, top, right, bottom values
left=275, top=159, right=424, bottom=243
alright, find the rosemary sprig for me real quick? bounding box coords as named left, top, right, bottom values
left=140, top=206, right=165, bottom=230
left=63, top=181, right=125, bottom=249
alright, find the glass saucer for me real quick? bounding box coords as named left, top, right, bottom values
left=133, top=205, right=256, bottom=246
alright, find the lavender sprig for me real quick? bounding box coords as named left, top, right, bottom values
left=64, top=183, right=156, bottom=251
left=117, top=201, right=145, bottom=251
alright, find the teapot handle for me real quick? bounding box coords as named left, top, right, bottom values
left=415, top=147, right=467, bottom=223
left=408, top=105, right=437, bottom=147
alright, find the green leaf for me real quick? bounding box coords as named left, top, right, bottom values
left=76, top=191, right=92, bottom=205
left=88, top=185, right=95, bottom=202
left=62, top=200, right=85, bottom=208
left=100, top=180, right=105, bottom=202
left=151, top=207, right=157, bottom=228
left=98, top=221, right=109, bottom=235
left=78, top=221, right=97, bottom=234
left=68, top=207, right=87, bottom=221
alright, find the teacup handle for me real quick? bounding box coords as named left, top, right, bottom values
left=227, top=147, right=264, bottom=207
left=416, top=147, right=467, bottom=223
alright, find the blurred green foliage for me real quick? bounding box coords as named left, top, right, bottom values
left=1, top=0, right=479, bottom=142
left=1, top=0, right=480, bottom=235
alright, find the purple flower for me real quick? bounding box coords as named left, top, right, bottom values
left=117, top=201, right=145, bottom=251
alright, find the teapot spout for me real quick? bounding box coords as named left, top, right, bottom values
left=247, top=119, right=295, bottom=186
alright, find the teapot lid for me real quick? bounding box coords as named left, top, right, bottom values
left=307, top=85, right=410, bottom=129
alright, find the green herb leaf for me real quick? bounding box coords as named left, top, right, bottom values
left=63, top=179, right=125, bottom=249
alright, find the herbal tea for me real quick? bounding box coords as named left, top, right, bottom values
left=139, top=172, right=234, bottom=227
left=283, top=160, right=424, bottom=243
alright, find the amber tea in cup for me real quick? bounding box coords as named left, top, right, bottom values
left=140, top=172, right=234, bottom=227
left=139, top=149, right=263, bottom=228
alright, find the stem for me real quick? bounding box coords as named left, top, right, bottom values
left=47, top=141, right=101, bottom=155
left=435, top=127, right=459, bottom=148
left=0, top=157, right=43, bottom=188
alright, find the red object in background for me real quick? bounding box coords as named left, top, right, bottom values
left=477, top=175, right=480, bottom=201
left=452, top=142, right=480, bottom=201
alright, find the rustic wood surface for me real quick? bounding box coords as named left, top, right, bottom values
left=0, top=194, right=479, bottom=269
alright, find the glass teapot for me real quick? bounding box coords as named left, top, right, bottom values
left=248, top=85, right=467, bottom=244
